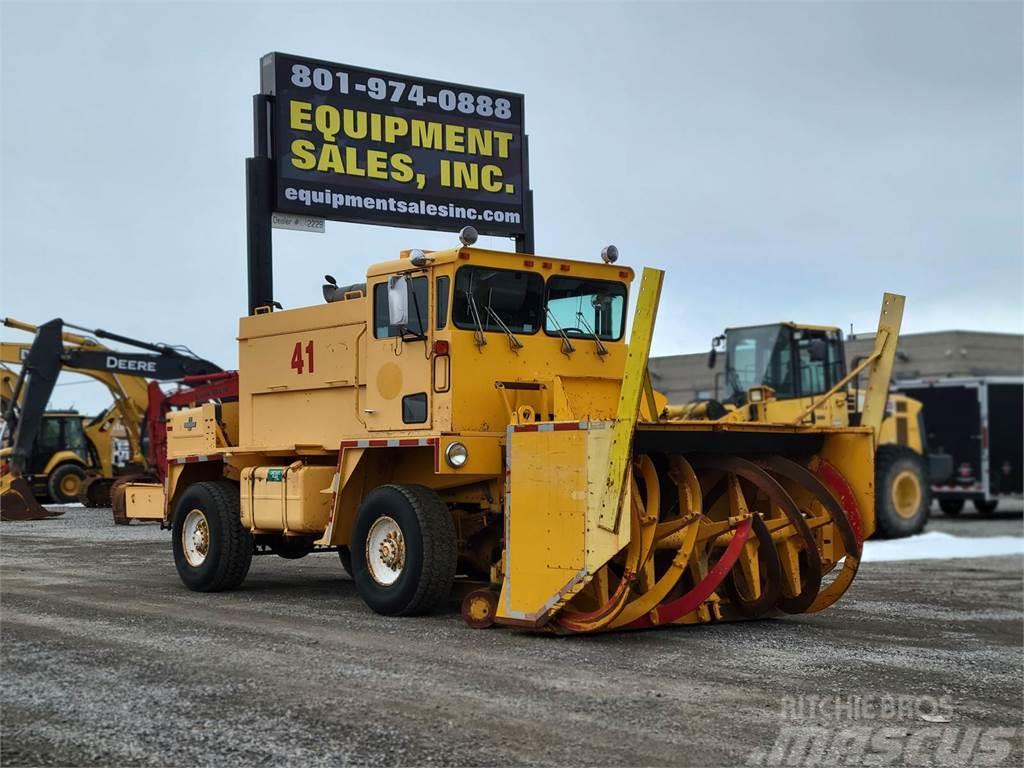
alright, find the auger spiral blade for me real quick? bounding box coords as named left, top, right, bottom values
left=548, top=450, right=864, bottom=633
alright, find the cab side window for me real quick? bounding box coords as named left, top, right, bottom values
left=373, top=276, right=428, bottom=338
left=436, top=276, right=450, bottom=330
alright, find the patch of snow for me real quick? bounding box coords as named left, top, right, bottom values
left=862, top=531, right=1024, bottom=562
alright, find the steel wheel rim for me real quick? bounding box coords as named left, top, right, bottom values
left=366, top=515, right=405, bottom=586
left=182, top=508, right=210, bottom=567
left=61, top=474, right=81, bottom=496
left=891, top=469, right=922, bottom=519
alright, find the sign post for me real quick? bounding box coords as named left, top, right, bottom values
left=245, top=52, right=534, bottom=315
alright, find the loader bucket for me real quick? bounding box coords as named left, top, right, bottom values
left=494, top=420, right=873, bottom=633
left=0, top=476, right=62, bottom=521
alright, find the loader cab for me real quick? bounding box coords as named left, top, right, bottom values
left=26, top=412, right=88, bottom=474
left=723, top=323, right=846, bottom=405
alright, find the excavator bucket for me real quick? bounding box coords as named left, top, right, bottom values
left=491, top=268, right=888, bottom=633
left=0, top=476, right=61, bottom=521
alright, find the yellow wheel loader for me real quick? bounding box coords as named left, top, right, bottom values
left=124, top=237, right=902, bottom=633
left=660, top=320, right=953, bottom=538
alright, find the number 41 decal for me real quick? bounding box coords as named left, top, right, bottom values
left=291, top=340, right=314, bottom=374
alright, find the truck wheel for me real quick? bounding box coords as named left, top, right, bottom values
left=974, top=499, right=999, bottom=515
left=874, top=446, right=930, bottom=539
left=337, top=546, right=353, bottom=577
left=172, top=481, right=252, bottom=592
left=351, top=484, right=456, bottom=616
left=47, top=463, right=86, bottom=504
left=939, top=498, right=964, bottom=516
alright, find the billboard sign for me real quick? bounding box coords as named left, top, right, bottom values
left=260, top=52, right=529, bottom=237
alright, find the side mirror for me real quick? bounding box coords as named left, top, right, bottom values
left=708, top=334, right=725, bottom=369
left=387, top=275, right=409, bottom=327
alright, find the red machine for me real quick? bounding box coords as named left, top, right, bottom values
left=144, top=372, right=238, bottom=482
left=108, top=372, right=238, bottom=524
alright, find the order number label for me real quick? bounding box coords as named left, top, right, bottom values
left=290, top=341, right=315, bottom=374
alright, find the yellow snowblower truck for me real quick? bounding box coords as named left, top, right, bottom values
left=127, top=240, right=900, bottom=633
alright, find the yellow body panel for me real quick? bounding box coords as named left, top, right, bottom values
left=40, top=450, right=86, bottom=476
left=498, top=423, right=630, bottom=624
left=741, top=392, right=924, bottom=454
left=599, top=267, right=663, bottom=531
left=859, top=293, right=906, bottom=443
left=124, top=483, right=165, bottom=520
left=167, top=404, right=225, bottom=459
left=818, top=430, right=877, bottom=538
left=240, top=464, right=336, bottom=535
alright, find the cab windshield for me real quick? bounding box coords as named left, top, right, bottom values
left=452, top=266, right=544, bottom=334
left=725, top=325, right=795, bottom=399
left=545, top=277, right=626, bottom=341
left=725, top=324, right=845, bottom=401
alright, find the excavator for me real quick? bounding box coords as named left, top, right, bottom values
left=2, top=320, right=151, bottom=505
left=1, top=318, right=227, bottom=521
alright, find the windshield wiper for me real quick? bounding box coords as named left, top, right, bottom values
left=402, top=287, right=427, bottom=342
left=544, top=307, right=575, bottom=357
left=485, top=306, right=524, bottom=351
left=465, top=290, right=487, bottom=348
left=576, top=312, right=608, bottom=356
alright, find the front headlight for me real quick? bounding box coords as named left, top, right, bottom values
left=445, top=441, right=469, bottom=468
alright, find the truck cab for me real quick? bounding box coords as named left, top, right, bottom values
left=234, top=246, right=635, bottom=453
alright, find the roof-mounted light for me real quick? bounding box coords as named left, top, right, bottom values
left=601, top=245, right=619, bottom=264
left=459, top=226, right=478, bottom=246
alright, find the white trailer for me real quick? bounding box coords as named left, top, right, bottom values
left=894, top=376, right=1023, bottom=515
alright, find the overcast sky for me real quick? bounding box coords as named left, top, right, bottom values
left=2, top=0, right=1021, bottom=413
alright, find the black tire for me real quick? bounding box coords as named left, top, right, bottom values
left=78, top=475, right=113, bottom=508
left=351, top=484, right=456, bottom=616
left=172, top=481, right=252, bottom=592
left=47, top=463, right=86, bottom=504
left=974, top=499, right=999, bottom=515
left=939, top=498, right=964, bottom=516
left=337, top=545, right=353, bottom=577
left=874, top=445, right=931, bottom=539
left=268, top=535, right=316, bottom=559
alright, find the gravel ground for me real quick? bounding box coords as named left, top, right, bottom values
left=1, top=506, right=1021, bottom=767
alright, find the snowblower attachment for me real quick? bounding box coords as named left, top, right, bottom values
left=494, top=269, right=896, bottom=633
